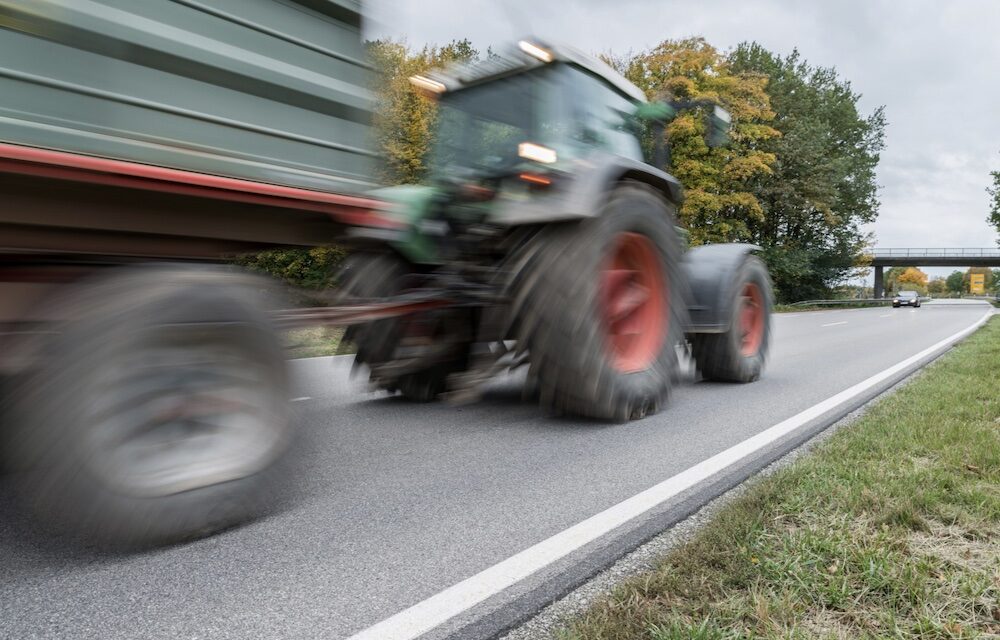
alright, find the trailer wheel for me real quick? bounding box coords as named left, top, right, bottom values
left=7, top=267, right=291, bottom=546
left=691, top=256, right=772, bottom=382
left=338, top=253, right=469, bottom=402
left=510, top=183, right=685, bottom=421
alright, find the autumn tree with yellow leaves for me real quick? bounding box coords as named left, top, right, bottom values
left=367, top=39, right=479, bottom=185
left=897, top=267, right=928, bottom=289
left=606, top=38, right=779, bottom=246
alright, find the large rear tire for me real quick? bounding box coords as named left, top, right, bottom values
left=691, top=256, right=772, bottom=382
left=509, top=184, right=686, bottom=421
left=6, top=266, right=292, bottom=546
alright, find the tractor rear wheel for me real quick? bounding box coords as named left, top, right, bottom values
left=509, top=184, right=685, bottom=421
left=338, top=253, right=470, bottom=402
left=691, top=256, right=772, bottom=382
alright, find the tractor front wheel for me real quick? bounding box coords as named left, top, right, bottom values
left=691, top=256, right=772, bottom=382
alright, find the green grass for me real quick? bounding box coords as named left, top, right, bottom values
left=557, top=317, right=1000, bottom=640
left=284, top=326, right=350, bottom=358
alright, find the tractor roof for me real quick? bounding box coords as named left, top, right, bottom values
left=421, top=39, right=647, bottom=104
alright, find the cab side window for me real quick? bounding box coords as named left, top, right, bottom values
left=569, top=67, right=642, bottom=161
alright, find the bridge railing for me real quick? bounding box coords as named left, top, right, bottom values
left=789, top=298, right=890, bottom=307
left=871, top=248, right=1000, bottom=258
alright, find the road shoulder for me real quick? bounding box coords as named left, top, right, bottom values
left=526, top=316, right=1000, bottom=639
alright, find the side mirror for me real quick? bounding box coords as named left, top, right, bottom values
left=705, top=105, right=731, bottom=148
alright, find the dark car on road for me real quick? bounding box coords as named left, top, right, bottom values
left=892, top=291, right=921, bottom=308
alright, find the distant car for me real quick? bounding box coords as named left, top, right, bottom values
left=892, top=291, right=921, bottom=308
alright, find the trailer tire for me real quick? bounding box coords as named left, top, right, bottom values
left=6, top=266, right=292, bottom=546
left=691, top=256, right=772, bottom=382
left=509, top=183, right=685, bottom=421
left=338, top=253, right=468, bottom=402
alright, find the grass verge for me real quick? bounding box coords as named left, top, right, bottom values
left=284, top=326, right=350, bottom=358
left=557, top=317, right=1000, bottom=639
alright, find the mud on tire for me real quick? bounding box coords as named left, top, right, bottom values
left=509, top=183, right=686, bottom=422
left=691, top=256, right=772, bottom=382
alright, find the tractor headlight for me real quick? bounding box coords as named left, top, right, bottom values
left=518, top=40, right=553, bottom=63
left=409, top=75, right=446, bottom=97
left=518, top=142, right=557, bottom=164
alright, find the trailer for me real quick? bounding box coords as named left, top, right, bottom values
left=0, top=0, right=388, bottom=545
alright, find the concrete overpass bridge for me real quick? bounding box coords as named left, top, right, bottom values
left=871, top=248, right=1000, bottom=297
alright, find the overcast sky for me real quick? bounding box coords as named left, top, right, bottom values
left=366, top=0, right=1000, bottom=278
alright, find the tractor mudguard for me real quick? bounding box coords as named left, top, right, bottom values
left=490, top=153, right=684, bottom=225
left=682, top=243, right=762, bottom=333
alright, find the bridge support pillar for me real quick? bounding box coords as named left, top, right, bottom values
left=874, top=265, right=884, bottom=298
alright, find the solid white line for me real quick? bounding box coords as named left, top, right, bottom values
left=290, top=353, right=355, bottom=362
left=346, top=309, right=992, bottom=640
left=290, top=396, right=312, bottom=402
left=821, top=321, right=849, bottom=327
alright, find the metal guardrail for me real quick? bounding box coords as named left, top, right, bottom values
left=871, top=248, right=1000, bottom=258
left=789, top=299, right=890, bottom=307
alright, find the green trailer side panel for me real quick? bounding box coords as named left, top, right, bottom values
left=0, top=0, right=376, bottom=195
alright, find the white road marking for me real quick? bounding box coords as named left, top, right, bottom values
left=347, top=309, right=992, bottom=640
left=821, top=321, right=849, bottom=327
left=290, top=396, right=312, bottom=402
left=290, top=353, right=356, bottom=362
left=879, top=313, right=892, bottom=318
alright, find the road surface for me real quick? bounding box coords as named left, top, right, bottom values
left=0, top=299, right=992, bottom=640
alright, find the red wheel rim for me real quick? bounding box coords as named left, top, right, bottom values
left=739, top=282, right=765, bottom=356
left=600, top=232, right=668, bottom=373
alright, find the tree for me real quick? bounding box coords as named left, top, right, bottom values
left=728, top=45, right=885, bottom=303
left=605, top=38, right=779, bottom=246
left=368, top=39, right=480, bottom=185
left=234, top=246, right=347, bottom=290
left=897, top=267, right=928, bottom=287
left=927, top=277, right=947, bottom=295
left=885, top=266, right=907, bottom=294
left=945, top=270, right=965, bottom=294
left=894, top=267, right=928, bottom=294
left=988, top=166, right=1000, bottom=246
left=964, top=266, right=993, bottom=293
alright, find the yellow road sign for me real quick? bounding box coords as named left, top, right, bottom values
left=970, top=273, right=986, bottom=294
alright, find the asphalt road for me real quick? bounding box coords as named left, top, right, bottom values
left=1, top=299, right=992, bottom=640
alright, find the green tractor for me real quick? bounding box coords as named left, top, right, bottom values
left=340, top=39, right=772, bottom=421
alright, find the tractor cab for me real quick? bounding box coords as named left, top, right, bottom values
left=410, top=41, right=731, bottom=199
left=413, top=42, right=647, bottom=194
left=434, top=60, right=642, bottom=175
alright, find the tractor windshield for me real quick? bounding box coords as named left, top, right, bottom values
left=430, top=68, right=563, bottom=178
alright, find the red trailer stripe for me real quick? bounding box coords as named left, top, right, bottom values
left=0, top=142, right=403, bottom=229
